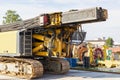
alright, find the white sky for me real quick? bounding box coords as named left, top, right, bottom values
left=0, top=0, right=120, bottom=42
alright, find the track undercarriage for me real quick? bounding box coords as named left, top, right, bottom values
left=0, top=57, right=69, bottom=79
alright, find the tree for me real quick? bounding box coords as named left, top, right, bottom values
left=105, top=37, right=114, bottom=47
left=3, top=10, right=22, bottom=24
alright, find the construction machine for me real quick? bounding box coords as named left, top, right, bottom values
left=0, top=7, right=107, bottom=79
left=86, top=44, right=119, bottom=68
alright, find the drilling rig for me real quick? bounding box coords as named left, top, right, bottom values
left=0, top=7, right=107, bottom=79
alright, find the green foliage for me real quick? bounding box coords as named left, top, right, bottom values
left=105, top=37, right=114, bottom=47
left=3, top=10, right=22, bottom=24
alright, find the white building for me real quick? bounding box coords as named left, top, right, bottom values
left=86, top=39, right=106, bottom=47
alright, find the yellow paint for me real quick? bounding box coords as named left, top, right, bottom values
left=87, top=43, right=94, bottom=64
left=33, top=42, right=43, bottom=47
left=102, top=45, right=108, bottom=60
left=98, top=60, right=120, bottom=68
left=52, top=51, right=57, bottom=56
left=35, top=52, right=48, bottom=56
left=32, top=27, right=76, bottom=57
left=32, top=34, right=50, bottom=47
left=0, top=31, right=18, bottom=53
left=53, top=38, right=62, bottom=54
left=32, top=34, right=45, bottom=41
left=50, top=13, right=61, bottom=25
left=32, top=44, right=44, bottom=53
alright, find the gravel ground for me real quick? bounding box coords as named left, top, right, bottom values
left=0, top=70, right=120, bottom=80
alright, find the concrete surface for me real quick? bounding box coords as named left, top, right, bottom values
left=0, top=70, right=120, bottom=80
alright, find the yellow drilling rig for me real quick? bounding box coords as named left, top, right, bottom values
left=0, top=7, right=107, bottom=79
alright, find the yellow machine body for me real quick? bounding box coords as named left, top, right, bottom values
left=0, top=31, right=19, bottom=55
left=32, top=27, right=76, bottom=57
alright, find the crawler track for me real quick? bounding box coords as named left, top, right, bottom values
left=0, top=57, right=43, bottom=79
left=42, top=58, right=70, bottom=74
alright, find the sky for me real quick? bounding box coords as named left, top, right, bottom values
left=0, top=0, right=120, bottom=43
